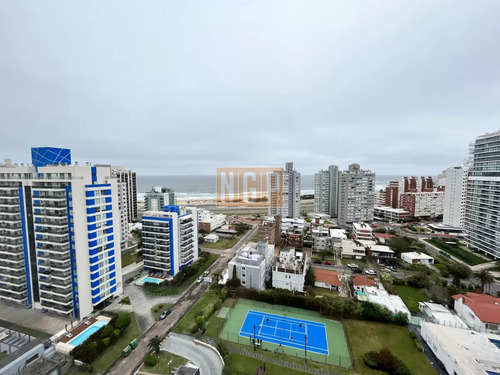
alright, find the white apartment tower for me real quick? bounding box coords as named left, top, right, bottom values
left=465, top=131, right=500, bottom=259
left=142, top=205, right=199, bottom=276
left=0, top=148, right=123, bottom=319
left=443, top=166, right=468, bottom=228
left=338, top=164, right=375, bottom=226
left=314, top=165, right=340, bottom=217
left=111, top=167, right=138, bottom=223
left=269, top=162, right=301, bottom=219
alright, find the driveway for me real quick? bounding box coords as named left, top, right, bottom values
left=162, top=333, right=223, bottom=375
left=124, top=284, right=182, bottom=333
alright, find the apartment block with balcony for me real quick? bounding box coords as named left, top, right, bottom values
left=227, top=241, right=274, bottom=290
left=142, top=205, right=198, bottom=276
left=338, top=164, right=375, bottom=226
left=465, top=131, right=500, bottom=259
left=0, top=148, right=124, bottom=319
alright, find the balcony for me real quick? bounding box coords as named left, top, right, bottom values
left=33, top=201, right=67, bottom=209
left=0, top=215, right=21, bottom=222
left=0, top=290, right=28, bottom=304
left=40, top=301, right=73, bottom=315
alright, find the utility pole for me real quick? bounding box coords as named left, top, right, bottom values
left=253, top=324, right=256, bottom=351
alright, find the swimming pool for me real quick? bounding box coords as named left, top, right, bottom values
left=68, top=320, right=107, bottom=347
left=141, top=276, right=163, bottom=284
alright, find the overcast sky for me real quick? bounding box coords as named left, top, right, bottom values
left=1, top=1, right=499, bottom=176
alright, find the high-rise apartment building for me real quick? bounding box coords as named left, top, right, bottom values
left=313, top=165, right=340, bottom=217
left=338, top=164, right=375, bottom=226
left=443, top=166, right=468, bottom=228
left=145, top=186, right=176, bottom=211
left=0, top=148, right=123, bottom=319
left=465, top=131, right=500, bottom=259
left=142, top=205, right=199, bottom=276
left=269, top=162, right=300, bottom=219
left=112, top=167, right=138, bottom=223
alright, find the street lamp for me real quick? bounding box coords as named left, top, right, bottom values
left=168, top=360, right=172, bottom=374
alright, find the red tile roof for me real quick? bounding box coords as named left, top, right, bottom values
left=453, top=292, right=500, bottom=324
left=352, top=275, right=376, bottom=287
left=373, top=233, right=395, bottom=239
left=314, top=269, right=342, bottom=287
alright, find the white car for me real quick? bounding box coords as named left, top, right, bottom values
left=196, top=277, right=203, bottom=283
left=365, top=269, right=376, bottom=275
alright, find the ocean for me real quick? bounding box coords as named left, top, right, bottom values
left=137, top=174, right=402, bottom=201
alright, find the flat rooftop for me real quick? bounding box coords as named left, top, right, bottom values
left=422, top=322, right=500, bottom=374
left=401, top=251, right=434, bottom=260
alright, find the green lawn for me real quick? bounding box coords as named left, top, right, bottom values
left=344, top=320, right=435, bottom=375
left=201, top=236, right=241, bottom=250
left=0, top=351, right=7, bottom=361
left=140, top=350, right=187, bottom=374
left=225, top=352, right=340, bottom=375
left=143, top=253, right=219, bottom=296
left=312, top=287, right=340, bottom=297
left=425, top=238, right=488, bottom=266
left=68, top=312, right=141, bottom=375
left=393, top=285, right=428, bottom=313
left=121, top=251, right=142, bottom=268
left=174, top=287, right=225, bottom=334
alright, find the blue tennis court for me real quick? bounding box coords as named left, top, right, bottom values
left=239, top=310, right=328, bottom=355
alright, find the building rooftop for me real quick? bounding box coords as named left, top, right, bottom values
left=422, top=322, right=500, bottom=374
left=352, top=275, right=376, bottom=287
left=364, top=286, right=411, bottom=317
left=419, top=302, right=468, bottom=329
left=401, top=252, right=434, bottom=260
left=368, top=245, right=394, bottom=254
left=353, top=222, right=372, bottom=231
left=453, top=292, right=500, bottom=324
left=314, top=269, right=342, bottom=287
left=373, top=233, right=395, bottom=240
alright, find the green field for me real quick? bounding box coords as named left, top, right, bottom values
left=121, top=251, right=142, bottom=268
left=219, top=299, right=352, bottom=369
left=393, top=285, right=428, bottom=313
left=425, top=238, right=488, bottom=266
left=345, top=320, right=435, bottom=375
left=139, top=351, right=187, bottom=374
left=201, top=236, right=240, bottom=250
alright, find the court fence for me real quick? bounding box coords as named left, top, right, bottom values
left=237, top=298, right=321, bottom=317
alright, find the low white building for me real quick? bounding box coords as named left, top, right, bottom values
left=373, top=206, right=410, bottom=221
left=204, top=234, right=219, bottom=243
left=313, top=236, right=330, bottom=251
left=330, top=229, right=347, bottom=246
left=401, top=252, right=434, bottom=265
left=453, top=292, right=500, bottom=334
left=227, top=241, right=274, bottom=290
left=281, top=218, right=306, bottom=233
left=340, top=239, right=366, bottom=259
left=367, top=245, right=394, bottom=263
left=364, top=285, right=411, bottom=319
left=420, top=322, right=500, bottom=375
left=418, top=302, right=468, bottom=329
left=352, top=222, right=373, bottom=242
left=314, top=269, right=342, bottom=290
left=272, top=248, right=308, bottom=292
left=198, top=210, right=226, bottom=233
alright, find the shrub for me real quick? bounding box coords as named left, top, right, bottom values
left=409, top=331, right=417, bottom=339
left=102, top=337, right=111, bottom=347
left=153, top=306, right=159, bottom=313
left=119, top=296, right=131, bottom=304
left=414, top=341, right=423, bottom=352
left=158, top=303, right=163, bottom=309
left=363, top=348, right=411, bottom=375
left=110, top=329, right=120, bottom=343
left=144, top=355, right=157, bottom=367
left=100, top=325, right=114, bottom=339
left=115, top=314, right=131, bottom=329
left=363, top=351, right=378, bottom=368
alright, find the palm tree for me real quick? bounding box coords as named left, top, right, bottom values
left=473, top=269, right=495, bottom=293
left=148, top=335, right=162, bottom=354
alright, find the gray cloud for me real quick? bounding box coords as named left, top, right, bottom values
left=1, top=0, right=499, bottom=176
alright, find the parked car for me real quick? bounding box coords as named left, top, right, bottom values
left=324, top=261, right=332, bottom=265
left=313, top=260, right=323, bottom=264
left=203, top=271, right=209, bottom=277
left=347, top=263, right=357, bottom=268
left=196, top=277, right=203, bottom=283
left=364, top=269, right=376, bottom=275
left=159, top=309, right=171, bottom=320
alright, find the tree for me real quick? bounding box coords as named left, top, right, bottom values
left=148, top=335, right=162, bottom=354
left=304, top=266, right=315, bottom=286
left=473, top=269, right=495, bottom=293
left=387, top=237, right=411, bottom=256
left=449, top=263, right=472, bottom=287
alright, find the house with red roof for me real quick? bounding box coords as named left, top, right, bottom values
left=352, top=275, right=376, bottom=292
left=453, top=292, right=500, bottom=334
left=314, top=269, right=342, bottom=291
